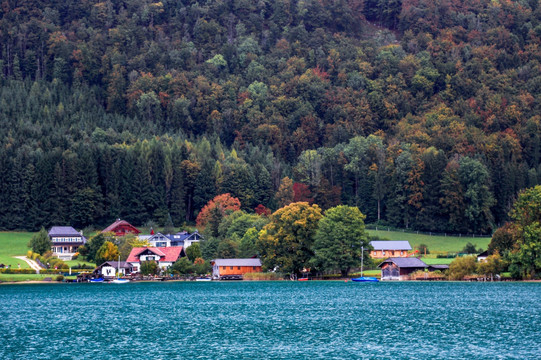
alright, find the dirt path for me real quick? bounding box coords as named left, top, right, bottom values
left=14, top=256, right=43, bottom=273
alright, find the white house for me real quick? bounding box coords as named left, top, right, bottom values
left=127, top=247, right=185, bottom=273
left=94, top=261, right=133, bottom=279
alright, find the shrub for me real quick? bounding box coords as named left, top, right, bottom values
left=27, top=250, right=33, bottom=258
left=0, top=269, right=36, bottom=274
left=418, top=244, right=430, bottom=255
left=55, top=275, right=64, bottom=282
left=243, top=272, right=281, bottom=280
left=449, top=256, right=477, bottom=280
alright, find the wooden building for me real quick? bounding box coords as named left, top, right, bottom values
left=102, top=219, right=141, bottom=237
left=211, top=259, right=262, bottom=280
left=370, top=241, right=412, bottom=258
left=378, top=257, right=428, bottom=280
left=48, top=226, right=87, bottom=260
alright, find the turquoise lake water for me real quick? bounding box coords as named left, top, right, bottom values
left=0, top=281, right=539, bottom=359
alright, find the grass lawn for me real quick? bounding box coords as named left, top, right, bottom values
left=367, top=229, right=491, bottom=253
left=420, top=257, right=455, bottom=265
left=0, top=232, right=35, bottom=268
left=351, top=269, right=380, bottom=277
left=0, top=274, right=77, bottom=282
left=65, top=260, right=96, bottom=268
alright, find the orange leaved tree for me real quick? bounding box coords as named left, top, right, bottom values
left=196, top=193, right=241, bottom=229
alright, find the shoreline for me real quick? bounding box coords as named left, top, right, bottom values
left=1, top=279, right=539, bottom=285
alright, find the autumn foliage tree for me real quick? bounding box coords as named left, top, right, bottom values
left=95, top=241, right=120, bottom=266
left=196, top=193, right=241, bottom=228
left=257, top=202, right=322, bottom=276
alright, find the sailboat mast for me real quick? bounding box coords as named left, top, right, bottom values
left=361, top=245, right=364, bottom=277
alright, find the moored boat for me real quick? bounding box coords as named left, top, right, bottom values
left=351, top=277, right=379, bottom=282
left=111, top=278, right=130, bottom=284
left=90, top=278, right=104, bottom=283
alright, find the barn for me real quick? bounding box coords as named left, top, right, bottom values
left=378, top=257, right=428, bottom=280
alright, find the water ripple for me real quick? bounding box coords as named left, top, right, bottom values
left=0, top=282, right=539, bottom=359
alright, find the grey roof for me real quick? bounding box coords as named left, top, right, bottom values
left=49, top=226, right=83, bottom=237
left=96, top=261, right=132, bottom=270
left=48, top=226, right=86, bottom=243
left=370, top=241, right=412, bottom=251
left=170, top=230, right=203, bottom=242
left=212, top=258, right=262, bottom=267
left=378, top=257, right=428, bottom=268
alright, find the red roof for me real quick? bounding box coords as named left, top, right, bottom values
left=127, top=247, right=184, bottom=263
left=102, top=219, right=141, bottom=234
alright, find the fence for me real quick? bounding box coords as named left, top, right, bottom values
left=365, top=224, right=492, bottom=238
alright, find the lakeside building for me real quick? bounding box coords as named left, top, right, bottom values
left=211, top=258, right=262, bottom=280
left=48, top=226, right=87, bottom=260
left=127, top=246, right=185, bottom=273
left=477, top=250, right=489, bottom=262
left=94, top=261, right=134, bottom=279
left=370, top=240, right=412, bottom=258
left=102, top=219, right=141, bottom=237
left=139, top=230, right=203, bottom=248
left=378, top=257, right=428, bottom=280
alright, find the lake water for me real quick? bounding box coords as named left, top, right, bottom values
left=0, top=281, right=539, bottom=359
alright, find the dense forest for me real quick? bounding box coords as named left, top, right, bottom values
left=0, top=0, right=540, bottom=233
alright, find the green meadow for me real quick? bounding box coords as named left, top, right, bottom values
left=0, top=274, right=77, bottom=282
left=367, top=229, right=491, bottom=253
left=0, top=232, right=34, bottom=268
left=0, top=232, right=96, bottom=270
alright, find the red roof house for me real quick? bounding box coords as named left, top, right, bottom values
left=102, top=219, right=141, bottom=236
left=127, top=246, right=185, bottom=272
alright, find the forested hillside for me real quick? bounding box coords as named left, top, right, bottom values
left=0, top=0, right=540, bottom=232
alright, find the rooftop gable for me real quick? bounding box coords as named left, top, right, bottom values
left=102, top=219, right=141, bottom=234
left=96, top=261, right=132, bottom=270
left=127, top=246, right=184, bottom=263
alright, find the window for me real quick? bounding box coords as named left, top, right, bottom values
left=237, top=266, right=241, bottom=270
left=391, top=251, right=395, bottom=256
left=382, top=251, right=386, bottom=256
left=253, top=266, right=257, bottom=270
left=222, top=266, right=226, bottom=270
left=230, top=266, right=233, bottom=270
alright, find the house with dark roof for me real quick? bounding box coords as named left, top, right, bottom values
left=127, top=247, right=185, bottom=273
left=94, top=261, right=134, bottom=279
left=145, top=232, right=171, bottom=247
left=477, top=250, right=489, bottom=263
left=378, top=257, right=428, bottom=280
left=370, top=241, right=412, bottom=259
left=211, top=258, right=262, bottom=280
left=138, top=230, right=203, bottom=248
left=102, top=219, right=141, bottom=237
left=169, top=230, right=203, bottom=248
left=48, top=226, right=87, bottom=260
